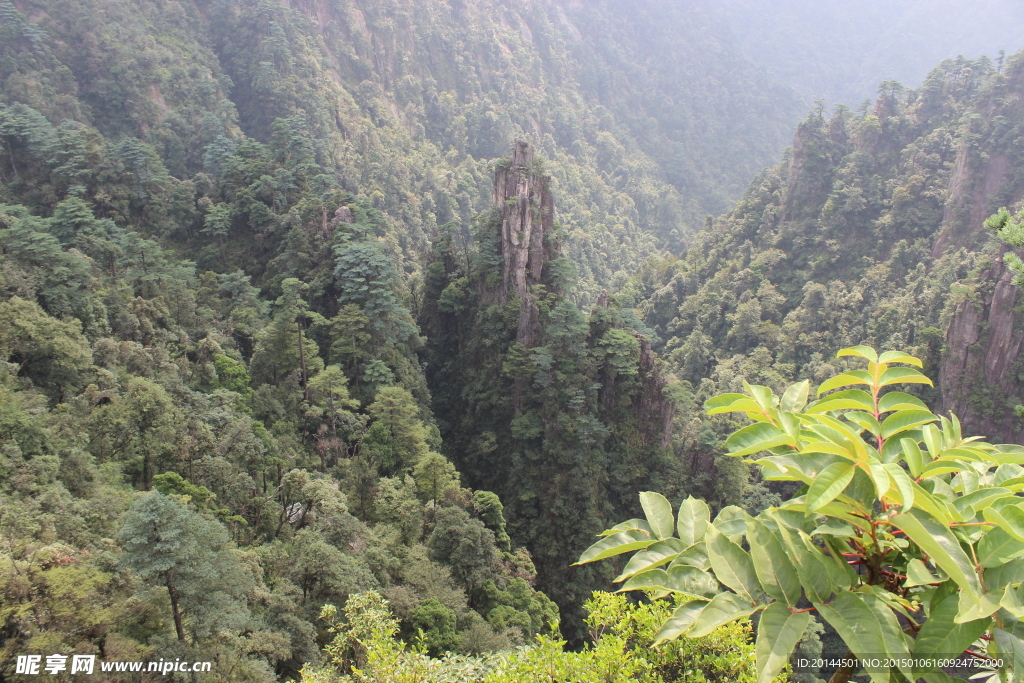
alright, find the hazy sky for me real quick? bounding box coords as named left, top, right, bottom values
left=714, top=0, right=1024, bottom=106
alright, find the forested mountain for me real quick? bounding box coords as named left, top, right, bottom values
left=4, top=0, right=1024, bottom=680
left=630, top=53, right=1024, bottom=510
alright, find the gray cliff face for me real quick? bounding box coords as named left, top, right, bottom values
left=491, top=140, right=556, bottom=348
left=933, top=67, right=1024, bottom=441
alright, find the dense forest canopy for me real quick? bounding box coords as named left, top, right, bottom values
left=3, top=0, right=1024, bottom=681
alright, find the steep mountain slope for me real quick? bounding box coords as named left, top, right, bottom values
left=630, top=54, right=1024, bottom=510
left=0, top=0, right=810, bottom=308
left=419, top=141, right=675, bottom=640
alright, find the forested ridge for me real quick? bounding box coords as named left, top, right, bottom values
left=3, top=0, right=1024, bottom=680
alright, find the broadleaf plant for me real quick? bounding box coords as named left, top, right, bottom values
left=576, top=346, right=1024, bottom=683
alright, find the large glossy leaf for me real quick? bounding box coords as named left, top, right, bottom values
left=677, top=496, right=711, bottom=546
left=705, top=393, right=763, bottom=415
left=619, top=564, right=720, bottom=599
left=725, top=422, right=795, bottom=457
left=817, top=370, right=873, bottom=394
left=652, top=601, right=705, bottom=645
left=706, top=525, right=760, bottom=604
left=805, top=389, right=875, bottom=414
left=984, top=503, right=1024, bottom=542
left=772, top=521, right=833, bottom=604
left=878, top=366, right=933, bottom=388
left=912, top=592, right=990, bottom=674
left=713, top=506, right=751, bottom=541
left=687, top=592, right=759, bottom=638
left=882, top=463, right=915, bottom=510
left=891, top=511, right=981, bottom=598
left=614, top=537, right=686, bottom=581
left=806, top=461, right=855, bottom=512
left=907, top=483, right=954, bottom=525
left=977, top=527, right=1024, bottom=568
left=904, top=558, right=941, bottom=587
left=748, top=520, right=800, bottom=606
left=953, top=487, right=1013, bottom=517
left=903, top=438, right=927, bottom=478
left=669, top=542, right=710, bottom=571
left=598, top=518, right=652, bottom=537
left=878, top=391, right=928, bottom=412
left=755, top=602, right=810, bottom=683
left=575, top=529, right=656, bottom=565
left=955, top=589, right=1000, bottom=622
left=993, top=628, right=1024, bottom=683
left=639, top=491, right=675, bottom=539
left=877, top=350, right=923, bottom=367
left=815, top=592, right=913, bottom=683
left=780, top=380, right=810, bottom=413
left=880, top=410, right=938, bottom=439
left=838, top=345, right=879, bottom=362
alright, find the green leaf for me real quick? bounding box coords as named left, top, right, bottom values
left=815, top=592, right=913, bottom=683
left=984, top=503, right=1024, bottom=542
left=639, top=491, right=675, bottom=539
left=880, top=410, right=938, bottom=439
left=614, top=538, right=686, bottom=581
left=713, top=506, right=751, bottom=541
left=921, top=423, right=943, bottom=458
left=903, top=438, right=927, bottom=478
left=748, top=520, right=801, bottom=606
left=955, top=588, right=1000, bottom=622
left=687, top=592, right=758, bottom=638
left=669, top=542, right=710, bottom=571
left=575, top=529, right=656, bottom=565
left=744, top=381, right=777, bottom=412
left=878, top=366, right=934, bottom=388
left=617, top=565, right=718, bottom=597
left=806, top=462, right=856, bottom=512
left=725, top=423, right=795, bottom=457
left=999, top=583, right=1024, bottom=619
left=837, top=345, right=879, bottom=363
left=879, top=391, right=928, bottom=413
left=877, top=351, right=923, bottom=367
left=706, top=525, right=761, bottom=604
left=755, top=602, right=811, bottom=683
left=904, top=558, right=940, bottom=587
left=919, top=461, right=967, bottom=479
left=677, top=496, right=711, bottom=546
left=705, top=393, right=764, bottom=415
left=806, top=389, right=876, bottom=414
left=598, top=518, right=652, bottom=536
left=844, top=410, right=881, bottom=436
left=912, top=592, right=990, bottom=674
left=652, top=601, right=705, bottom=645
left=909, top=482, right=955, bottom=526
left=817, top=371, right=873, bottom=395
left=954, top=487, right=1014, bottom=516
left=772, top=521, right=833, bottom=603
left=891, top=511, right=981, bottom=598
left=993, top=628, right=1024, bottom=683
left=882, top=463, right=915, bottom=510
left=780, top=380, right=810, bottom=413
left=977, top=527, right=1024, bottom=568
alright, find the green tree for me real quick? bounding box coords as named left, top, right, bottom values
left=579, top=346, right=1024, bottom=683
left=116, top=492, right=253, bottom=644
left=986, top=206, right=1024, bottom=285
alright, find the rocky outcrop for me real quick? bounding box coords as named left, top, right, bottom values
left=491, top=140, right=555, bottom=348
left=940, top=252, right=1024, bottom=442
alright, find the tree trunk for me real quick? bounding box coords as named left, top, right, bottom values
left=165, top=572, right=187, bottom=643
left=297, top=322, right=310, bottom=402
